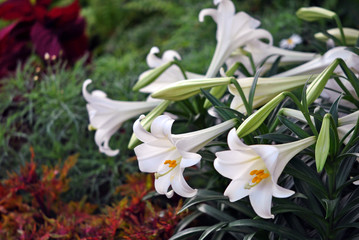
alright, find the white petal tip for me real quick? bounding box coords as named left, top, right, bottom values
left=150, top=46, right=160, bottom=55
left=100, top=148, right=120, bottom=157
left=165, top=190, right=174, bottom=198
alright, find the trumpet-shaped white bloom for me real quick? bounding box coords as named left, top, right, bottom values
left=279, top=34, right=303, bottom=49
left=133, top=115, right=235, bottom=198
left=83, top=80, right=160, bottom=156
left=274, top=47, right=359, bottom=77
left=138, top=47, right=203, bottom=93
left=227, top=39, right=318, bottom=77
left=214, top=129, right=315, bottom=218
left=199, top=0, right=272, bottom=77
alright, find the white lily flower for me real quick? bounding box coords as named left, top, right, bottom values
left=199, top=0, right=272, bottom=78
left=274, top=47, right=359, bottom=77
left=214, top=129, right=316, bottom=218
left=82, top=79, right=160, bottom=156
left=138, top=47, right=203, bottom=93
left=133, top=115, right=236, bottom=198
left=227, top=39, right=318, bottom=77
left=279, top=34, right=303, bottom=49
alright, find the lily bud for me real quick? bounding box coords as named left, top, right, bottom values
left=315, top=28, right=359, bottom=45
left=315, top=114, right=331, bottom=172
left=296, top=7, right=336, bottom=22
left=133, top=61, right=174, bottom=91
left=306, top=59, right=339, bottom=105
left=236, top=92, right=286, bottom=137
left=151, top=77, right=232, bottom=101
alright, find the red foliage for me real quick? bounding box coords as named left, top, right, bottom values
left=0, top=0, right=88, bottom=78
left=0, top=153, right=186, bottom=239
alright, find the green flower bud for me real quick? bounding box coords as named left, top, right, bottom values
left=296, top=7, right=336, bottom=22
left=306, top=59, right=339, bottom=105
left=133, top=61, right=173, bottom=91
left=236, top=92, right=286, bottom=137
left=151, top=77, right=232, bottom=101
left=315, top=114, right=331, bottom=172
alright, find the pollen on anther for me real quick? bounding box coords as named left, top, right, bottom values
left=164, top=160, right=177, bottom=168
left=249, top=170, right=257, bottom=175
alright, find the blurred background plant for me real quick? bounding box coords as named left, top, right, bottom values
left=0, top=0, right=358, bottom=237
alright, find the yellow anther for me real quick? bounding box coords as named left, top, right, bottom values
left=245, top=169, right=270, bottom=189
left=260, top=173, right=270, bottom=179
left=164, top=160, right=177, bottom=168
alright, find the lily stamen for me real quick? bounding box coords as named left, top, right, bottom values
left=245, top=169, right=270, bottom=189
left=155, top=159, right=179, bottom=179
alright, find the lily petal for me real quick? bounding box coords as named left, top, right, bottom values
left=224, top=178, right=250, bottom=202
left=171, top=168, right=198, bottom=198
left=249, top=180, right=274, bottom=219
left=272, top=184, right=295, bottom=198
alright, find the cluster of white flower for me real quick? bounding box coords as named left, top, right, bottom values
left=83, top=0, right=359, bottom=219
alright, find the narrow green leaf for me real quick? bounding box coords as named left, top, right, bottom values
left=278, top=115, right=311, bottom=139
left=338, top=59, right=359, bottom=98
left=175, top=211, right=203, bottom=233
left=225, top=219, right=310, bottom=240
left=255, top=133, right=300, bottom=143
left=247, top=68, right=262, bottom=111
left=169, top=227, right=208, bottom=240
left=199, top=222, right=228, bottom=240
left=197, top=204, right=236, bottom=222
left=178, top=190, right=228, bottom=214
left=265, top=55, right=282, bottom=76
left=200, top=89, right=235, bottom=121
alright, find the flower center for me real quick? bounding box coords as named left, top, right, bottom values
left=287, top=38, right=294, bottom=45
left=154, top=159, right=179, bottom=179
left=244, top=169, right=270, bottom=189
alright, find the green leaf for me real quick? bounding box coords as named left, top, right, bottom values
left=169, top=227, right=208, bottom=240
left=247, top=68, right=261, bottom=111
left=329, top=94, right=342, bottom=124
left=323, top=198, right=339, bottom=219
left=338, top=59, right=359, bottom=98
left=197, top=204, right=236, bottom=222
left=200, top=89, right=236, bottom=121
left=255, top=133, right=300, bottom=143
left=175, top=211, right=203, bottom=233
left=286, top=158, right=328, bottom=198
left=198, top=222, right=228, bottom=240
left=218, top=200, right=256, bottom=218
left=265, top=55, right=282, bottom=76
left=278, top=115, right=311, bottom=139
left=225, top=219, right=310, bottom=240
left=178, top=190, right=228, bottom=214
left=243, top=232, right=256, bottom=240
